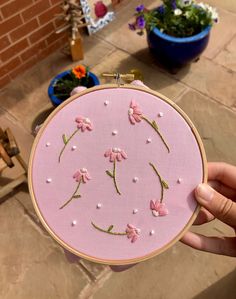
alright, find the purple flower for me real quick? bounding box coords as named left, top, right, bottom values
left=171, top=0, right=177, bottom=9
left=136, top=4, right=144, bottom=13
left=136, top=16, right=145, bottom=29
left=157, top=6, right=165, bottom=14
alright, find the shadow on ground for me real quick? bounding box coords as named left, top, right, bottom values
left=193, top=269, right=236, bottom=299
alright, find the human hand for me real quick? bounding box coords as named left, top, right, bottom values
left=181, top=162, right=236, bottom=257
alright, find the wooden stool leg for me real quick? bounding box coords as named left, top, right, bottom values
left=15, top=154, right=28, bottom=173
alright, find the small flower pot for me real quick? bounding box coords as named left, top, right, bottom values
left=48, top=70, right=100, bottom=107
left=147, top=24, right=211, bottom=69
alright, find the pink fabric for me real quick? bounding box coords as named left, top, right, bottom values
left=31, top=85, right=203, bottom=264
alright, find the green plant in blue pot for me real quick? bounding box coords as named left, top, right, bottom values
left=48, top=65, right=100, bottom=107
left=129, top=1, right=218, bottom=69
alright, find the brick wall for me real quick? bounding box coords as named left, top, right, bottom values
left=0, top=0, right=67, bottom=88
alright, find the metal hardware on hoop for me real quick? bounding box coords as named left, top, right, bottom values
left=102, top=73, right=135, bottom=86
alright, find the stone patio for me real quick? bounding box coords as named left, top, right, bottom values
left=0, top=1, right=236, bottom=298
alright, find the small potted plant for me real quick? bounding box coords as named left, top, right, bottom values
left=129, top=1, right=218, bottom=69
left=48, top=65, right=100, bottom=106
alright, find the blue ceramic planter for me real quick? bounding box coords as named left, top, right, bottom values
left=147, top=25, right=211, bottom=68
left=48, top=70, right=100, bottom=107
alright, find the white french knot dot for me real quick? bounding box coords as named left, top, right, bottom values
left=46, top=178, right=52, bottom=183
left=112, top=130, right=118, bottom=136
left=146, top=138, right=152, bottom=144
left=133, top=209, right=138, bottom=214
left=136, top=228, right=141, bottom=234
left=72, top=220, right=77, bottom=226
left=150, top=230, right=155, bottom=236
left=104, top=100, right=109, bottom=106
left=158, top=112, right=164, bottom=117
left=97, top=203, right=102, bottom=209
left=133, top=177, right=139, bottom=183
left=46, top=142, right=50, bottom=147
left=71, top=145, right=77, bottom=151
left=177, top=178, right=182, bottom=184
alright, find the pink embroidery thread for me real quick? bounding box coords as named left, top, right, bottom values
left=91, top=222, right=140, bottom=243
left=126, top=224, right=140, bottom=243
left=128, top=100, right=170, bottom=153
left=150, top=200, right=168, bottom=217
left=58, top=116, right=93, bottom=162
left=59, top=168, right=91, bottom=209
left=104, top=147, right=127, bottom=195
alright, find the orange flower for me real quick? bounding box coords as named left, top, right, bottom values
left=72, top=65, right=87, bottom=79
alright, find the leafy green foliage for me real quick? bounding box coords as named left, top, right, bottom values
left=133, top=0, right=217, bottom=38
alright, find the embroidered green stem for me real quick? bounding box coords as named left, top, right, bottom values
left=149, top=162, right=169, bottom=203
left=59, top=179, right=81, bottom=209
left=58, top=128, right=79, bottom=163
left=105, top=160, right=121, bottom=195
left=142, top=116, right=170, bottom=153
left=91, top=222, right=127, bottom=236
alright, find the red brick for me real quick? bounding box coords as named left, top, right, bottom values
left=38, top=4, right=61, bottom=25
left=0, top=74, right=11, bottom=88
left=20, top=40, right=46, bottom=61
left=1, top=0, right=32, bottom=18
left=54, top=17, right=66, bottom=28
left=46, top=30, right=66, bottom=45
left=29, top=22, right=54, bottom=44
left=0, top=35, right=10, bottom=51
left=0, top=38, right=29, bottom=62
left=10, top=18, right=38, bottom=42
left=0, top=14, right=22, bottom=37
left=37, top=35, right=67, bottom=60
left=22, top=0, right=50, bottom=22
left=0, top=56, right=21, bottom=77
left=9, top=55, right=38, bottom=79
left=50, top=0, right=62, bottom=5
left=0, top=0, right=11, bottom=7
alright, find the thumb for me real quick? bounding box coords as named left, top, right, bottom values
left=195, top=183, right=236, bottom=228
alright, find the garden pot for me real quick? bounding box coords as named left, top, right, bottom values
left=48, top=70, right=100, bottom=107
left=147, top=25, right=211, bottom=68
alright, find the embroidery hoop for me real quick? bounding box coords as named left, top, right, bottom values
left=28, top=83, right=207, bottom=265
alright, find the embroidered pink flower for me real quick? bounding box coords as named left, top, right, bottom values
left=75, top=116, right=93, bottom=132
left=126, top=224, right=140, bottom=243
left=150, top=200, right=168, bottom=217
left=128, top=100, right=143, bottom=124
left=104, top=147, right=127, bottom=162
left=73, top=168, right=91, bottom=183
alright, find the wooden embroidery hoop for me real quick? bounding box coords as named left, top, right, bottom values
left=28, top=83, right=207, bottom=265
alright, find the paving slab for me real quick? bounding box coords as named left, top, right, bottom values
left=0, top=36, right=115, bottom=133
left=205, top=0, right=236, bottom=14
left=203, top=7, right=236, bottom=59
left=173, top=57, right=236, bottom=109
left=0, top=199, right=88, bottom=299
left=91, top=50, right=186, bottom=101
left=176, top=90, right=236, bottom=164
left=214, top=34, right=236, bottom=72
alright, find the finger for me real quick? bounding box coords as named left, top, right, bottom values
left=195, top=184, right=236, bottom=227
left=208, top=180, right=236, bottom=201
left=193, top=208, right=215, bottom=225
left=181, top=231, right=236, bottom=257
left=208, top=162, right=236, bottom=189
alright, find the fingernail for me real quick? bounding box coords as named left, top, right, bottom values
left=196, top=184, right=214, bottom=202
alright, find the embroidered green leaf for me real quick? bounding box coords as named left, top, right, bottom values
left=162, top=180, right=169, bottom=189
left=106, top=170, right=113, bottom=178
left=108, top=225, right=114, bottom=232
left=152, top=120, right=158, bottom=130
left=73, top=195, right=81, bottom=198
left=62, top=134, right=68, bottom=144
